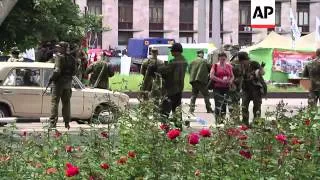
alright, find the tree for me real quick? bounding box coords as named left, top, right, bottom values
left=0, top=0, right=106, bottom=53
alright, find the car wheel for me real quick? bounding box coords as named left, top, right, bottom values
left=0, top=105, right=9, bottom=127
left=91, top=103, right=120, bottom=124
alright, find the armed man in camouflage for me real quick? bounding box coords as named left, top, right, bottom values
left=229, top=52, right=250, bottom=115
left=140, top=48, right=163, bottom=100
left=85, top=53, right=114, bottom=89
left=7, top=47, right=24, bottom=62
left=303, top=48, right=320, bottom=107
left=189, top=50, right=213, bottom=114
left=242, top=60, right=267, bottom=126
left=156, top=43, right=188, bottom=129
left=49, top=42, right=77, bottom=129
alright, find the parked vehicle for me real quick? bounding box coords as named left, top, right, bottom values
left=0, top=62, right=129, bottom=125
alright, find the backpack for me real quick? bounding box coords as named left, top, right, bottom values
left=61, top=55, right=76, bottom=77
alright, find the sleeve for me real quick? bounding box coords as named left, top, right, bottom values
left=140, top=61, right=148, bottom=76
left=50, top=56, right=62, bottom=81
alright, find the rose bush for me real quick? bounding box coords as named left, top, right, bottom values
left=0, top=100, right=320, bottom=179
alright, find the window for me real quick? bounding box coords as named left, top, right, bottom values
left=4, top=68, right=41, bottom=87
left=87, top=0, right=102, bottom=15
left=180, top=0, right=194, bottom=31
left=297, top=3, right=310, bottom=33
left=275, top=3, right=281, bottom=26
left=179, top=32, right=194, bottom=43
left=118, top=0, right=133, bottom=23
left=149, top=0, right=163, bottom=23
left=149, top=32, right=163, bottom=38
left=118, top=31, right=133, bottom=45
left=239, top=2, right=250, bottom=26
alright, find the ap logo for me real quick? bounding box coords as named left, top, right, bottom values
left=251, top=0, right=275, bottom=28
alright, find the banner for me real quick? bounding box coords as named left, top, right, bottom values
left=289, top=8, right=301, bottom=49
left=273, top=50, right=315, bottom=78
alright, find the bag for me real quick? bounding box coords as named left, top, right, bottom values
left=207, top=64, right=217, bottom=90
left=61, top=55, right=76, bottom=76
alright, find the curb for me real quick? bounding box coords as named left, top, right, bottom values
left=124, top=92, right=309, bottom=99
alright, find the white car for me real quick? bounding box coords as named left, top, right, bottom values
left=0, top=62, right=129, bottom=124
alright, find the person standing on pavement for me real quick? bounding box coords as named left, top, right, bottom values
left=49, top=42, right=77, bottom=129
left=140, top=48, right=163, bottom=100
left=303, top=48, right=320, bottom=108
left=85, top=53, right=114, bottom=89
left=157, top=43, right=188, bottom=129
left=210, top=52, right=234, bottom=123
left=189, top=50, right=213, bottom=114
left=242, top=60, right=266, bottom=126
left=7, top=47, right=24, bottom=62
left=229, top=52, right=250, bottom=116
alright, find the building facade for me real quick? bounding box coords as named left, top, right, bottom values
left=75, top=0, right=320, bottom=49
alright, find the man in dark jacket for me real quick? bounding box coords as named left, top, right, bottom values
left=189, top=50, right=213, bottom=113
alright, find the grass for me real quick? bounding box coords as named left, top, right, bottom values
left=105, top=73, right=307, bottom=93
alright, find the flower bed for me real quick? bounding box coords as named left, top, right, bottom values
left=0, top=101, right=320, bottom=179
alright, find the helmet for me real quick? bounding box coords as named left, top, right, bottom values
left=11, top=47, right=20, bottom=54
left=151, top=47, right=158, bottom=53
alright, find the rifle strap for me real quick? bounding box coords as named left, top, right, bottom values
left=93, top=62, right=106, bottom=88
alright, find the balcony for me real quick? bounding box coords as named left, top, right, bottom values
left=149, top=23, right=164, bottom=31
left=179, top=23, right=194, bottom=31
left=118, top=22, right=133, bottom=30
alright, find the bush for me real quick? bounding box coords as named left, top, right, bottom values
left=0, top=100, right=320, bottom=179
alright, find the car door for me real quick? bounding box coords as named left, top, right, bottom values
left=41, top=68, right=84, bottom=118
left=0, top=67, right=42, bottom=117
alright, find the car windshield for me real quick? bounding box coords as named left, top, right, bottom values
left=149, top=46, right=170, bottom=56
left=72, top=76, right=85, bottom=89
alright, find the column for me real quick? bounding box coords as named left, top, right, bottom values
left=133, top=0, right=149, bottom=38
left=197, top=0, right=209, bottom=43
left=309, top=2, right=320, bottom=32
left=194, top=0, right=199, bottom=42
left=163, top=0, right=179, bottom=41
left=223, top=0, right=238, bottom=45
left=0, top=0, right=18, bottom=26
left=102, top=0, right=118, bottom=49
left=212, top=0, right=221, bottom=47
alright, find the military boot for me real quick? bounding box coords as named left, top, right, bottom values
left=65, top=122, right=70, bottom=129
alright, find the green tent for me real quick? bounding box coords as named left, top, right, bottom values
left=243, top=32, right=316, bottom=82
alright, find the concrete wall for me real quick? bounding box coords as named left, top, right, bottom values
left=133, top=0, right=149, bottom=38
left=223, top=0, right=238, bottom=45
left=163, top=0, right=179, bottom=41
left=310, top=2, right=320, bottom=32
left=196, top=0, right=209, bottom=43
left=102, top=0, right=118, bottom=49
left=0, top=0, right=18, bottom=26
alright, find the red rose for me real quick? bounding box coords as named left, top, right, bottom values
left=226, top=128, right=241, bottom=137
left=167, top=129, right=181, bottom=140
left=239, top=125, right=249, bottom=131
left=22, top=131, right=27, bottom=136
left=194, top=169, right=201, bottom=176
left=291, top=137, right=301, bottom=145
left=199, top=128, right=211, bottom=137
left=128, top=150, right=136, bottom=158
left=160, top=124, right=170, bottom=131
left=65, top=162, right=79, bottom=177
left=89, top=176, right=95, bottom=180
left=101, top=131, right=108, bottom=138
left=239, top=150, right=252, bottom=159
left=275, top=134, right=287, bottom=144
left=305, top=119, right=311, bottom=126
left=65, top=145, right=73, bottom=153
left=188, top=133, right=200, bottom=145
left=239, top=141, right=249, bottom=149
left=100, top=163, right=110, bottom=169
left=117, top=156, right=127, bottom=165
left=238, top=134, right=248, bottom=140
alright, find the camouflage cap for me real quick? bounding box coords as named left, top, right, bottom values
left=151, top=47, right=158, bottom=53
left=223, top=44, right=233, bottom=51
left=197, top=49, right=204, bottom=54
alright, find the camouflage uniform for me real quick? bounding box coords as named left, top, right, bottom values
left=302, top=56, right=320, bottom=107
left=158, top=43, right=188, bottom=129
left=229, top=59, right=244, bottom=114
left=85, top=59, right=114, bottom=89
left=189, top=51, right=213, bottom=113
left=242, top=61, right=266, bottom=126
left=49, top=42, right=76, bottom=129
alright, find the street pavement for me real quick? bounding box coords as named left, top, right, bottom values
left=0, top=98, right=308, bottom=133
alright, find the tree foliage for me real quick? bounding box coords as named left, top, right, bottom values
left=0, top=0, right=105, bottom=53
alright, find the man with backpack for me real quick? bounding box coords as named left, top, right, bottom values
left=49, top=41, right=77, bottom=129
